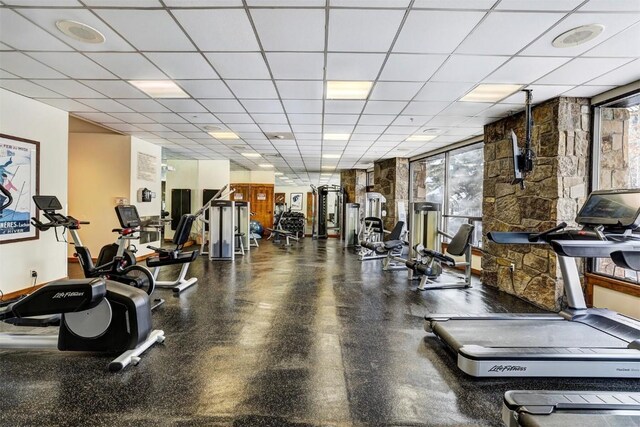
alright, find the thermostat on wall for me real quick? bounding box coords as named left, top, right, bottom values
left=114, top=197, right=129, bottom=205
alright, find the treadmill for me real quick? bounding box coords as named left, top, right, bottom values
left=424, top=188, right=640, bottom=378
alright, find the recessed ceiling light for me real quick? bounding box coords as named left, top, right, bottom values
left=259, top=164, right=273, bottom=168
left=129, top=80, right=189, bottom=98
left=326, top=81, right=373, bottom=100
left=274, top=172, right=283, bottom=176
left=241, top=152, right=261, bottom=158
left=322, top=165, right=336, bottom=170
left=552, top=24, right=605, bottom=48
left=209, top=131, right=239, bottom=139
left=460, top=84, right=522, bottom=103
left=323, top=133, right=351, bottom=141
left=406, top=134, right=437, bottom=142
left=321, top=173, right=332, bottom=176
left=56, top=20, right=105, bottom=44
left=323, top=154, right=341, bottom=159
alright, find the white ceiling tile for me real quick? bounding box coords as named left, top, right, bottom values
left=31, top=79, right=105, bottom=98
left=580, top=0, right=640, bottom=12
left=414, top=0, right=495, bottom=9
left=505, top=84, right=574, bottom=103
left=241, top=99, right=284, bottom=114
left=536, top=57, right=633, bottom=85
left=288, top=114, right=323, bottom=124
left=227, top=123, right=262, bottom=132
left=158, top=99, right=208, bottom=113
left=363, top=100, right=407, bottom=115
left=426, top=115, right=472, bottom=126
left=19, top=8, right=134, bottom=52
left=36, top=98, right=96, bottom=112
left=95, top=9, right=194, bottom=51
left=0, top=52, right=65, bottom=78
left=431, top=55, right=509, bottom=82
left=79, top=98, right=133, bottom=112
left=0, top=43, right=13, bottom=51
left=324, top=114, right=359, bottom=125
left=109, top=113, right=153, bottom=123
left=141, top=112, right=188, bottom=123
left=404, top=101, right=450, bottom=115
left=4, top=0, right=80, bottom=5
left=414, top=82, right=474, bottom=102
left=108, top=123, right=143, bottom=133
left=216, top=113, right=255, bottom=123
left=439, top=102, right=490, bottom=116
left=266, top=53, right=324, bottom=80
left=323, top=124, right=355, bottom=133
left=146, top=53, right=218, bottom=79
left=226, top=80, right=278, bottom=99
left=0, top=9, right=72, bottom=51
left=181, top=113, right=221, bottom=124
left=522, top=13, right=640, bottom=57
left=358, top=115, right=396, bottom=125
left=205, top=53, right=270, bottom=79
left=326, top=53, right=386, bottom=80
left=392, top=115, right=432, bottom=126
left=247, top=0, right=324, bottom=5
left=165, top=123, right=201, bottom=132
left=1, top=79, right=62, bottom=98
left=173, top=9, right=259, bottom=51
left=80, top=80, right=147, bottom=98
left=27, top=52, right=115, bottom=79
left=562, top=85, right=614, bottom=98
left=324, top=100, right=365, bottom=114
left=83, top=0, right=160, bottom=5
left=177, top=80, right=233, bottom=98
left=379, top=54, right=448, bottom=81
left=258, top=124, right=291, bottom=132
left=283, top=100, right=323, bottom=114
left=293, top=124, right=323, bottom=133
left=115, top=99, right=171, bottom=113
left=328, top=9, right=405, bottom=53
left=457, top=12, right=564, bottom=55
left=201, top=99, right=245, bottom=113
left=251, top=9, right=325, bottom=51
left=583, top=23, right=640, bottom=58
left=587, top=59, right=640, bottom=86
left=370, top=82, right=422, bottom=101
left=475, top=102, right=523, bottom=118
left=164, top=0, right=242, bottom=4
left=394, top=10, right=485, bottom=54
left=75, top=112, right=122, bottom=123
left=331, top=0, right=410, bottom=6
left=353, top=125, right=387, bottom=134
left=85, top=53, right=166, bottom=80
left=496, top=0, right=582, bottom=10
left=276, top=80, right=324, bottom=99
left=135, top=123, right=172, bottom=132
left=484, top=56, right=571, bottom=84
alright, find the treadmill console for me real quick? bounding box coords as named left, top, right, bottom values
left=576, top=189, right=640, bottom=230
left=115, top=205, right=141, bottom=229
left=33, top=195, right=63, bottom=212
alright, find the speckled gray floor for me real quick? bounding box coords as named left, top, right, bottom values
left=1, top=238, right=638, bottom=426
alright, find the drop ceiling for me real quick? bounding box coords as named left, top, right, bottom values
left=1, top=0, right=639, bottom=187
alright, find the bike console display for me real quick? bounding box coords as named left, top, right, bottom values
left=576, top=189, right=640, bottom=230
left=115, top=205, right=141, bottom=229
left=33, top=195, right=63, bottom=212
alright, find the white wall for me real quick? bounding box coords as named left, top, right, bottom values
left=231, top=170, right=275, bottom=184
left=130, top=136, right=162, bottom=257
left=275, top=185, right=311, bottom=214
left=196, top=160, right=230, bottom=208
left=0, top=89, right=69, bottom=293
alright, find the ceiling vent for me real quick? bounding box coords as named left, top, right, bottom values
left=56, top=20, right=105, bottom=44
left=265, top=132, right=295, bottom=140
left=552, top=24, right=604, bottom=48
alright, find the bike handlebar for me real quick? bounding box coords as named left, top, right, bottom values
left=528, top=222, right=568, bottom=242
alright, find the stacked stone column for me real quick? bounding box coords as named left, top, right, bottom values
left=373, top=157, right=409, bottom=231
left=339, top=169, right=367, bottom=208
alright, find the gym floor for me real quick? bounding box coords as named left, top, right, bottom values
left=1, top=239, right=637, bottom=426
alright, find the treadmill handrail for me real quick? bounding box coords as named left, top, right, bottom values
left=551, top=240, right=640, bottom=258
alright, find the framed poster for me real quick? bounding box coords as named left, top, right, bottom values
left=290, top=193, right=303, bottom=210
left=0, top=134, right=39, bottom=244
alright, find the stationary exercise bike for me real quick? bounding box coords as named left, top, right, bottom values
left=0, top=184, right=165, bottom=371
left=31, top=195, right=155, bottom=295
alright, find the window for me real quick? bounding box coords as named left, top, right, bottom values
left=366, top=170, right=374, bottom=188
left=410, top=143, right=484, bottom=246
left=592, top=94, right=640, bottom=282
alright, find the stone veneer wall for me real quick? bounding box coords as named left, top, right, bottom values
left=373, top=157, right=409, bottom=231
left=599, top=108, right=632, bottom=190
left=340, top=169, right=367, bottom=208
left=482, top=97, right=590, bottom=311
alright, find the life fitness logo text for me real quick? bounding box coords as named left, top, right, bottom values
left=488, top=365, right=527, bottom=372
left=52, top=291, right=85, bottom=299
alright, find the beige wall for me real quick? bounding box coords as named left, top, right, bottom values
left=231, top=169, right=275, bottom=184
left=594, top=286, right=640, bottom=319
left=68, top=133, right=131, bottom=258
left=0, top=90, right=69, bottom=293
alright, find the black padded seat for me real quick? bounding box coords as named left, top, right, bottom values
left=146, top=250, right=198, bottom=267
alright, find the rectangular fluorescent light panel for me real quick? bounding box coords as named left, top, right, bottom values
left=460, top=84, right=522, bottom=103
left=323, top=133, right=351, bottom=141
left=326, top=81, right=373, bottom=100
left=406, top=134, right=437, bottom=142
left=129, top=80, right=188, bottom=98
left=241, top=152, right=261, bottom=158
left=323, top=154, right=341, bottom=159
left=322, top=165, right=335, bottom=170
left=259, top=164, right=273, bottom=168
left=274, top=172, right=283, bottom=175
left=209, top=131, right=239, bottom=139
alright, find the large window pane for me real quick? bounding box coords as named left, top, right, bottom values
left=594, top=102, right=640, bottom=280
left=446, top=145, right=484, bottom=244
left=411, top=154, right=445, bottom=205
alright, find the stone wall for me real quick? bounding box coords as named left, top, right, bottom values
left=373, top=157, right=409, bottom=231
left=340, top=169, right=367, bottom=208
left=482, top=97, right=590, bottom=311
left=599, top=108, right=631, bottom=190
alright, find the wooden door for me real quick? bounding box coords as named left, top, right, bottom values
left=230, top=184, right=250, bottom=202
left=249, top=184, right=274, bottom=230
left=306, top=192, right=313, bottom=224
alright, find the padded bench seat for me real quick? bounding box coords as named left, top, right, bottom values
left=146, top=250, right=199, bottom=267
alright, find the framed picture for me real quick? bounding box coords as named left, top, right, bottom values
left=0, top=134, right=40, bottom=244
left=290, top=193, right=303, bottom=210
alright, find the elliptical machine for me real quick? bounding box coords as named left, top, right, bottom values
left=0, top=184, right=165, bottom=371
left=31, top=196, right=155, bottom=295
